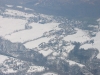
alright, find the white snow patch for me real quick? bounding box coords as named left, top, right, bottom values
left=27, top=66, right=45, bottom=73
left=80, top=44, right=93, bottom=50
left=0, top=55, right=8, bottom=64
left=80, top=31, right=100, bottom=58
left=93, top=32, right=100, bottom=51
left=64, top=45, right=75, bottom=53
left=88, top=25, right=98, bottom=28
left=2, top=69, right=17, bottom=74
left=67, top=60, right=84, bottom=67
left=43, top=72, right=58, bottom=75
left=16, top=6, right=23, bottom=8
left=0, top=16, right=26, bottom=36
left=24, top=7, right=33, bottom=11
left=6, top=5, right=13, bottom=7
left=39, top=49, right=53, bottom=57
left=97, top=18, right=100, bottom=22
left=34, top=3, right=40, bottom=6
left=52, top=52, right=60, bottom=56
left=29, top=22, right=59, bottom=32
left=64, top=28, right=90, bottom=43
left=60, top=57, right=84, bottom=68
left=62, top=52, right=68, bottom=57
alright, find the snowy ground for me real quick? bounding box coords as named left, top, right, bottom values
left=2, top=69, right=17, bottom=74
left=66, top=59, right=84, bottom=67
left=63, top=28, right=90, bottom=43
left=5, top=22, right=59, bottom=43
left=39, top=49, right=53, bottom=57
left=6, top=5, right=13, bottom=8
left=0, top=8, right=60, bottom=57
left=63, top=28, right=100, bottom=58
left=0, top=7, right=100, bottom=59
left=80, top=31, right=100, bottom=58
left=60, top=57, right=84, bottom=68
left=16, top=6, right=23, bottom=8
left=42, top=72, right=58, bottom=75
left=0, top=55, right=8, bottom=64
left=27, top=66, right=45, bottom=73
left=0, top=16, right=26, bottom=36
left=0, top=9, right=59, bottom=43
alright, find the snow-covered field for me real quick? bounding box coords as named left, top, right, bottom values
left=0, top=55, right=8, bottom=64
left=0, top=16, right=26, bottom=36
left=80, top=31, right=100, bottom=58
left=63, top=28, right=100, bottom=58
left=5, top=22, right=59, bottom=43
left=63, top=28, right=90, bottom=43
left=0, top=7, right=100, bottom=59
left=0, top=8, right=60, bottom=57
left=0, top=9, right=59, bottom=43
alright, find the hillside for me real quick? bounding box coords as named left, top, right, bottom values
left=0, top=1, right=100, bottom=75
